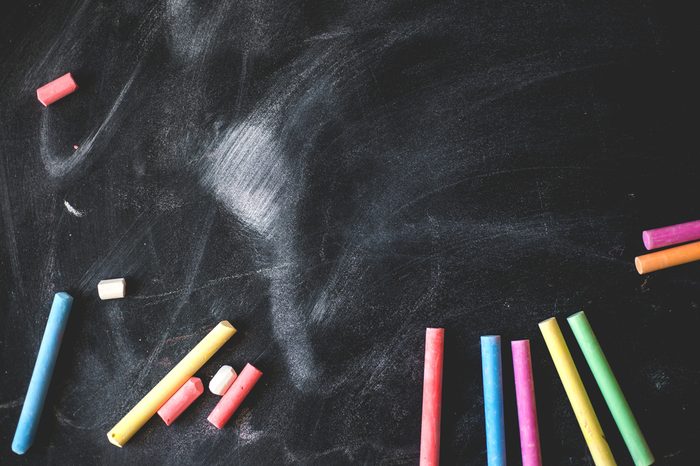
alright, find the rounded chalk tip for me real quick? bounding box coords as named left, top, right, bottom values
left=510, top=339, right=529, bottom=348
left=480, top=335, right=501, bottom=343
left=566, top=310, right=586, bottom=322
left=642, top=231, right=654, bottom=250
left=635, top=256, right=645, bottom=274
left=55, top=291, right=74, bottom=303
left=107, top=431, right=124, bottom=448
left=11, top=437, right=30, bottom=455
left=538, top=316, right=557, bottom=328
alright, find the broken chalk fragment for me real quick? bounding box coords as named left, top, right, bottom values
left=157, top=377, right=203, bottom=426
left=98, top=278, right=126, bottom=300
left=209, top=365, right=237, bottom=396
left=36, top=73, right=78, bottom=106
left=207, top=363, right=262, bottom=429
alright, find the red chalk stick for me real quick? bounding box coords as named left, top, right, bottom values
left=420, top=328, right=444, bottom=466
left=36, top=73, right=78, bottom=106
left=157, top=377, right=204, bottom=426
left=207, top=363, right=262, bottom=429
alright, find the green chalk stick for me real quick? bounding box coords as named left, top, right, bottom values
left=567, top=311, right=654, bottom=466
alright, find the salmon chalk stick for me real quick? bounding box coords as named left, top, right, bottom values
left=420, top=328, right=444, bottom=466
left=36, top=73, right=78, bottom=106
left=642, top=219, right=700, bottom=250
left=635, top=240, right=700, bottom=274
left=209, top=365, right=237, bottom=395
left=539, top=317, right=616, bottom=466
left=157, top=377, right=203, bottom=426
left=208, top=363, right=263, bottom=429
left=481, top=335, right=506, bottom=466
left=511, top=340, right=542, bottom=466
left=567, top=312, right=654, bottom=466
left=107, top=321, right=236, bottom=447
left=12, top=292, right=73, bottom=455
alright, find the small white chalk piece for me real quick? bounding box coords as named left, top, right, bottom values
left=209, top=365, right=237, bottom=396
left=97, top=278, right=126, bottom=300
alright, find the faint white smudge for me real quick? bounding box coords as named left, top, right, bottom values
left=63, top=200, right=85, bottom=217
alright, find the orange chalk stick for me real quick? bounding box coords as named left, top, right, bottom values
left=635, top=240, right=700, bottom=274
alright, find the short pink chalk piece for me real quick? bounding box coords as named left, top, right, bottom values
left=207, top=363, right=262, bottom=429
left=157, top=377, right=204, bottom=426
left=36, top=73, right=78, bottom=106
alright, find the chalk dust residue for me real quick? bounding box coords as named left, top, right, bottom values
left=63, top=200, right=85, bottom=217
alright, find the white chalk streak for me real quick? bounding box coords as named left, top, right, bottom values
left=63, top=200, right=85, bottom=217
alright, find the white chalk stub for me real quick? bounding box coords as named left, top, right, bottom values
left=209, top=365, right=237, bottom=396
left=98, top=278, right=126, bottom=300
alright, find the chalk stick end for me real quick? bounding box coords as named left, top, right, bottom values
left=11, top=437, right=29, bottom=455
left=480, top=335, right=500, bottom=344
left=107, top=431, right=123, bottom=448
left=566, top=310, right=586, bottom=323
left=634, top=256, right=645, bottom=274
left=538, top=316, right=557, bottom=329
left=642, top=231, right=653, bottom=250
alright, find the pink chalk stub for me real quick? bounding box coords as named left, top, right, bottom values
left=642, top=219, right=700, bottom=250
left=208, top=363, right=262, bottom=429
left=157, top=377, right=204, bottom=426
left=36, top=73, right=78, bottom=106
left=511, top=340, right=542, bottom=466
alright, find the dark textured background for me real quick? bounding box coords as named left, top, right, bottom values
left=1, top=0, right=698, bottom=464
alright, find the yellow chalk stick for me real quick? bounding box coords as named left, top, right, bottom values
left=538, top=317, right=616, bottom=466
left=107, top=321, right=236, bottom=447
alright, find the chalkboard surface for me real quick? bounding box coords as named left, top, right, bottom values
left=1, top=1, right=698, bottom=464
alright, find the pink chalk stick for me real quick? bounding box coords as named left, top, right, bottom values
left=157, top=377, right=204, bottom=426
left=420, top=328, right=444, bottom=466
left=511, top=340, right=542, bottom=466
left=207, top=363, right=262, bottom=429
left=36, top=73, right=78, bottom=106
left=643, top=219, right=700, bottom=250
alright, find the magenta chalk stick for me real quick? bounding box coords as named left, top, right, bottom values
left=157, top=377, right=203, bottom=426
left=642, top=219, right=700, bottom=250
left=36, top=73, right=78, bottom=106
left=420, top=328, right=444, bottom=466
left=208, top=363, right=262, bottom=429
left=512, top=340, right=542, bottom=466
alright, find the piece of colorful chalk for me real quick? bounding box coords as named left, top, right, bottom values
left=567, top=312, right=654, bottom=466
left=511, top=340, right=542, bottom=466
left=107, top=321, right=236, bottom=447
left=157, top=377, right=204, bottom=426
left=642, top=219, right=700, bottom=250
left=36, top=73, right=78, bottom=106
left=98, top=278, right=126, bottom=300
left=419, top=328, right=444, bottom=466
left=208, top=363, right=263, bottom=429
left=12, top=292, right=74, bottom=455
left=635, top=240, right=700, bottom=274
left=481, top=335, right=506, bottom=466
left=209, top=365, right=237, bottom=396
left=539, top=317, right=616, bottom=466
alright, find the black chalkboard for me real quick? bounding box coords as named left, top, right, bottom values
left=1, top=1, right=698, bottom=464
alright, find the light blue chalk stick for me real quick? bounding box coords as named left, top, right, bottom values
left=481, top=335, right=506, bottom=466
left=12, top=292, right=73, bottom=455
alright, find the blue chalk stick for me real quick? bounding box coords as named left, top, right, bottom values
left=12, top=292, right=73, bottom=455
left=481, top=335, right=506, bottom=466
